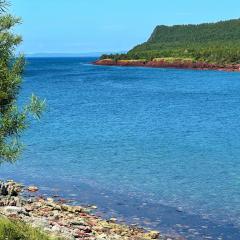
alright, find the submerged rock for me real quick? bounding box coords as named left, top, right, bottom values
left=27, top=186, right=39, bottom=192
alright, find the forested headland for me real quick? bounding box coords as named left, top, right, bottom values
left=98, top=19, right=240, bottom=66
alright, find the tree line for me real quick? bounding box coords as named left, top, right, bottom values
left=101, top=19, right=240, bottom=64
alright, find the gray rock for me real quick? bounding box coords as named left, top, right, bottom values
left=2, top=206, right=26, bottom=215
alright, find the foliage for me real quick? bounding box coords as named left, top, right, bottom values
left=0, top=217, right=60, bottom=240
left=101, top=19, right=240, bottom=64
left=0, top=0, right=45, bottom=163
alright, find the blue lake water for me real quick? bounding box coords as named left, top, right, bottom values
left=2, top=57, right=240, bottom=239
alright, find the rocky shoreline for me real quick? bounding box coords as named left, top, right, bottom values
left=94, top=59, right=240, bottom=72
left=0, top=180, right=183, bottom=240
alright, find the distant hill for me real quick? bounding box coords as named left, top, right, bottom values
left=101, top=19, right=240, bottom=64
left=147, top=19, right=240, bottom=43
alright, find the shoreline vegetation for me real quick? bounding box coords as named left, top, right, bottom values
left=94, top=58, right=240, bottom=72
left=95, top=19, right=240, bottom=72
left=0, top=180, right=182, bottom=240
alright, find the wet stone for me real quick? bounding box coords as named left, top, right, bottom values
left=0, top=180, right=180, bottom=240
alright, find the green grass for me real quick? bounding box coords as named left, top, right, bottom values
left=118, top=59, right=147, bottom=62
left=152, top=57, right=195, bottom=62
left=0, top=217, right=61, bottom=240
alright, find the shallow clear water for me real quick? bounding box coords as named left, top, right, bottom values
left=2, top=57, right=240, bottom=239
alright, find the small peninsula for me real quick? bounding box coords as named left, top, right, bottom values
left=95, top=19, right=240, bottom=71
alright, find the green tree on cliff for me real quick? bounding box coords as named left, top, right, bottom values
left=0, top=0, right=44, bottom=163
left=101, top=19, right=240, bottom=64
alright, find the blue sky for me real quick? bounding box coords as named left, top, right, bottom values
left=11, top=0, right=240, bottom=54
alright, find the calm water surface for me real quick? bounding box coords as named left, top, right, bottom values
left=2, top=57, right=240, bottom=239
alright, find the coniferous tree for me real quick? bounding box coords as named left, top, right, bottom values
left=0, top=0, right=44, bottom=162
